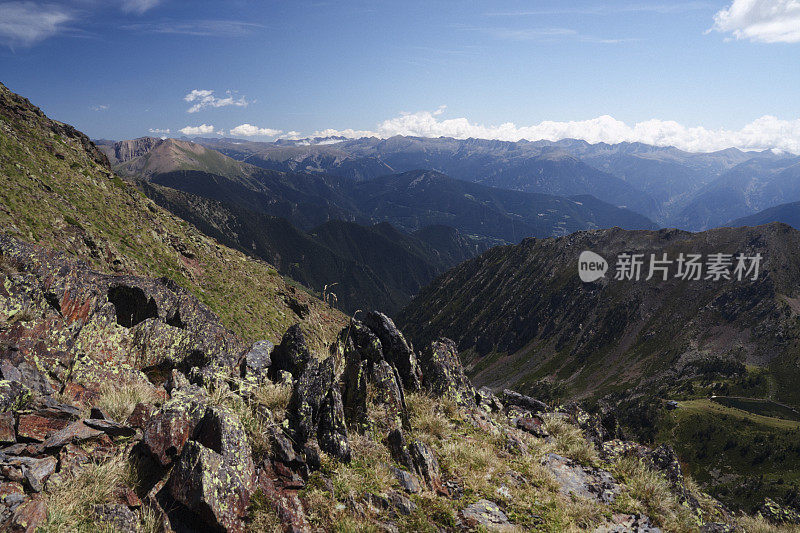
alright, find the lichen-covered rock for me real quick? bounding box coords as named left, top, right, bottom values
left=0, top=381, right=31, bottom=413
left=387, top=428, right=414, bottom=471
left=476, top=386, right=504, bottom=413
left=542, top=453, right=619, bottom=504
left=0, top=456, right=57, bottom=492
left=141, top=385, right=208, bottom=467
left=7, top=494, right=46, bottom=533
left=420, top=338, right=475, bottom=406
left=317, top=387, right=351, bottom=463
left=0, top=235, right=245, bottom=404
left=594, top=513, right=661, bottom=532
left=502, top=389, right=548, bottom=414
left=409, top=440, right=444, bottom=494
left=270, top=324, right=312, bottom=380
left=516, top=414, right=548, bottom=438
left=0, top=412, right=14, bottom=443
left=288, top=356, right=335, bottom=445
left=240, top=340, right=273, bottom=381
left=92, top=503, right=140, bottom=533
left=363, top=312, right=421, bottom=391
left=460, top=499, right=510, bottom=529
left=168, top=406, right=255, bottom=533
left=759, top=497, right=800, bottom=524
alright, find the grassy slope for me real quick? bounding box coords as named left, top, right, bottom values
left=0, top=82, right=346, bottom=349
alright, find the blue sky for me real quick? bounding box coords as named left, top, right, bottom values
left=1, top=0, right=800, bottom=152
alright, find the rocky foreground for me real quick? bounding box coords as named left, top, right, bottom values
left=0, top=235, right=795, bottom=532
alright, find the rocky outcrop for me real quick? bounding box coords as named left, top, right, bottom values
left=420, top=338, right=475, bottom=406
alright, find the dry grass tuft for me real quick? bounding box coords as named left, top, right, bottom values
left=38, top=452, right=156, bottom=533
left=542, top=415, right=599, bottom=465
left=96, top=380, right=161, bottom=421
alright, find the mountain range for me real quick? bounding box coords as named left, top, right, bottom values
left=189, top=135, right=798, bottom=229
left=96, top=136, right=656, bottom=313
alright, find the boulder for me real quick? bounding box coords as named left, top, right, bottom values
left=317, top=387, right=351, bottom=463
left=541, top=453, right=619, bottom=504
left=409, top=441, right=444, bottom=494
left=92, top=503, right=140, bottom=533
left=287, top=357, right=335, bottom=445
left=516, top=414, right=548, bottom=438
left=141, top=386, right=207, bottom=467
left=270, top=324, right=312, bottom=380
left=502, top=389, right=548, bottom=414
left=168, top=406, right=255, bottom=533
left=461, top=499, right=510, bottom=529
left=476, top=387, right=504, bottom=413
left=240, top=340, right=273, bottom=380
left=363, top=312, right=422, bottom=391
left=386, top=428, right=414, bottom=470
left=420, top=339, right=475, bottom=406
left=0, top=412, right=14, bottom=443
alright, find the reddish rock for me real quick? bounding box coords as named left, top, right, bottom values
left=113, top=485, right=142, bottom=508
left=0, top=480, right=24, bottom=499
left=58, top=443, right=91, bottom=474
left=41, top=420, right=103, bottom=450
left=126, top=402, right=155, bottom=429
left=0, top=412, right=15, bottom=443
left=60, top=382, right=99, bottom=405
left=8, top=495, right=47, bottom=533
left=16, top=414, right=69, bottom=442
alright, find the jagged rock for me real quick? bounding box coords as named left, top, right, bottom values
left=126, top=402, right=155, bottom=429
left=0, top=235, right=244, bottom=404
left=0, top=456, right=57, bottom=492
left=16, top=413, right=71, bottom=442
left=601, top=439, right=649, bottom=462
left=270, top=324, right=312, bottom=380
left=420, top=338, right=475, bottom=406
left=476, top=387, right=504, bottom=412
left=84, top=418, right=136, bottom=438
left=594, top=513, right=661, bottom=532
left=168, top=406, right=255, bottom=533
left=338, top=321, right=410, bottom=433
left=502, top=389, right=548, bottom=414
left=409, top=440, right=444, bottom=494
left=317, top=387, right=351, bottom=463
left=0, top=412, right=14, bottom=443
left=0, top=381, right=30, bottom=413
left=364, top=312, right=422, bottom=391
left=542, top=453, right=619, bottom=504
left=288, top=356, right=335, bottom=445
left=644, top=444, right=682, bottom=486
left=759, top=497, right=800, bottom=524
left=388, top=491, right=416, bottom=515
left=386, top=429, right=414, bottom=470
left=141, top=385, right=208, bottom=466
left=460, top=499, right=510, bottom=529
left=41, top=420, right=103, bottom=450
left=389, top=465, right=421, bottom=494
left=7, top=494, right=46, bottom=532
left=516, top=413, right=548, bottom=438
left=268, top=425, right=301, bottom=466
left=240, top=340, right=273, bottom=380
left=92, top=503, right=140, bottom=533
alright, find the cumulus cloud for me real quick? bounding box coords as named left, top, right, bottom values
left=311, top=108, right=800, bottom=153
left=120, top=0, right=161, bottom=14
left=229, top=124, right=282, bottom=137
left=711, top=0, right=800, bottom=43
left=184, top=89, right=249, bottom=113
left=148, top=127, right=170, bottom=134
left=179, top=124, right=215, bottom=135
left=0, top=2, right=73, bottom=47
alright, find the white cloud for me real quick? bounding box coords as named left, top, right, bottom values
left=184, top=89, right=249, bottom=113
left=711, top=0, right=800, bottom=43
left=311, top=108, right=800, bottom=153
left=122, top=20, right=263, bottom=36
left=148, top=127, right=170, bottom=134
left=0, top=2, right=72, bottom=47
left=179, top=124, right=215, bottom=135
left=120, top=0, right=161, bottom=14
left=91, top=104, right=109, bottom=111
left=229, top=124, right=282, bottom=137
left=279, top=130, right=305, bottom=140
